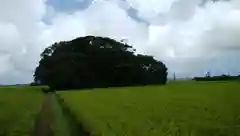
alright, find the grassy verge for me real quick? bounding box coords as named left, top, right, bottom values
left=52, top=94, right=90, bottom=136
left=52, top=94, right=71, bottom=136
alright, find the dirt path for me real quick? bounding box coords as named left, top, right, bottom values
left=31, top=93, right=53, bottom=136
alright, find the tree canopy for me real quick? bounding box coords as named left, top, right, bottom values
left=33, top=36, right=168, bottom=90
left=193, top=74, right=240, bottom=81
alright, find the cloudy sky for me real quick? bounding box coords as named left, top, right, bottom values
left=0, top=0, right=240, bottom=84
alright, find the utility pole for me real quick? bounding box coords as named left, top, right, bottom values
left=206, top=71, right=211, bottom=77
left=173, top=72, right=176, bottom=81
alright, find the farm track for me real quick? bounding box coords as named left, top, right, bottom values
left=31, top=93, right=54, bottom=136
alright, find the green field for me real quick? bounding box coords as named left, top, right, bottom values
left=0, top=86, right=44, bottom=136
left=58, top=81, right=240, bottom=136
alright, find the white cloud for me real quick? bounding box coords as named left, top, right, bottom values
left=0, top=0, right=240, bottom=84
left=0, top=0, right=47, bottom=84
left=44, top=0, right=149, bottom=53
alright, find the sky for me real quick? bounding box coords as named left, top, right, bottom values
left=0, top=0, right=240, bottom=84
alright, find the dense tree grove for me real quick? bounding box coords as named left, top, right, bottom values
left=33, top=36, right=168, bottom=90
left=193, top=75, right=240, bottom=81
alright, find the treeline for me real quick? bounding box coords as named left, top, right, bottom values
left=193, top=75, right=240, bottom=81
left=33, top=36, right=168, bottom=90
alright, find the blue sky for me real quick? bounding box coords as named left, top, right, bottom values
left=47, top=0, right=92, bottom=11
left=47, top=0, right=149, bottom=24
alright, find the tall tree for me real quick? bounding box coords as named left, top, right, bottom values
left=34, top=36, right=168, bottom=90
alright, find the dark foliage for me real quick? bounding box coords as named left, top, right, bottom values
left=30, top=82, right=41, bottom=86
left=193, top=74, right=240, bottom=81
left=33, top=36, right=168, bottom=90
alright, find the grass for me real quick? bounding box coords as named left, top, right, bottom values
left=57, top=81, right=240, bottom=136
left=52, top=94, right=72, bottom=136
left=0, top=86, right=44, bottom=136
